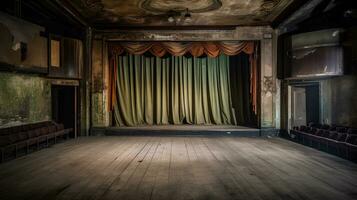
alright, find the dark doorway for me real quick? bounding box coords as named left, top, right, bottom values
left=305, top=84, right=320, bottom=125
left=51, top=85, right=77, bottom=138
left=229, top=53, right=258, bottom=128
left=290, top=83, right=320, bottom=128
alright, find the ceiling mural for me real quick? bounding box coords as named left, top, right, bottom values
left=68, top=0, right=296, bottom=27
left=140, top=0, right=222, bottom=13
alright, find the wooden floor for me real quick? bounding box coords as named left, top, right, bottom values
left=0, top=136, right=356, bottom=200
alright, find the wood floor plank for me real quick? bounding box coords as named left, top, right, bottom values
left=190, top=137, right=243, bottom=200
left=148, top=137, right=174, bottom=200
left=0, top=136, right=356, bottom=200
left=114, top=137, right=161, bottom=200
left=88, top=137, right=154, bottom=200
left=130, top=137, right=167, bottom=200
left=202, top=137, right=274, bottom=200
left=69, top=137, right=144, bottom=200
left=98, top=137, right=154, bottom=200
left=218, top=138, right=314, bottom=200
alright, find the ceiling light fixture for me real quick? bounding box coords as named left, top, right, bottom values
left=184, top=8, right=192, bottom=22
left=167, top=8, right=192, bottom=24
left=168, top=15, right=175, bottom=23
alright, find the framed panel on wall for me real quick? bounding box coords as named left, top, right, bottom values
left=48, top=34, right=62, bottom=76
left=50, top=38, right=61, bottom=68
left=48, top=34, right=83, bottom=79
left=0, top=15, right=48, bottom=74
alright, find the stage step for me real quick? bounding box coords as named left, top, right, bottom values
left=91, top=126, right=274, bottom=137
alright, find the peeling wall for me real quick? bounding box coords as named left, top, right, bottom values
left=280, top=27, right=357, bottom=130
left=320, top=75, right=357, bottom=127
left=0, top=72, right=51, bottom=127
left=91, top=38, right=111, bottom=127
left=0, top=16, right=47, bottom=68
left=91, top=39, right=106, bottom=127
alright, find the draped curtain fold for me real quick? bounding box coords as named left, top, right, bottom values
left=108, top=41, right=258, bottom=126
left=230, top=54, right=257, bottom=125
left=109, top=41, right=254, bottom=58
left=113, top=54, right=236, bottom=126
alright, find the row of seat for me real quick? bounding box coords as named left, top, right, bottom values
left=0, top=121, right=73, bottom=162
left=291, top=124, right=357, bottom=162
left=0, top=121, right=54, bottom=135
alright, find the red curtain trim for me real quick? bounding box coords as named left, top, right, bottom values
left=109, top=41, right=255, bottom=58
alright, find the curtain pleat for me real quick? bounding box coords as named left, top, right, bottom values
left=113, top=53, right=239, bottom=126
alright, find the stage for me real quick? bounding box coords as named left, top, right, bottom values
left=92, top=125, right=265, bottom=137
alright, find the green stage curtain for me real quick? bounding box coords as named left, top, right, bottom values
left=108, top=42, right=258, bottom=116
left=113, top=54, right=237, bottom=126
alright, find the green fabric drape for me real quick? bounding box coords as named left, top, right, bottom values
left=113, top=54, right=236, bottom=126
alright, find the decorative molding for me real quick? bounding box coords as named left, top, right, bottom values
left=103, top=30, right=235, bottom=41
left=82, top=0, right=104, bottom=12
left=258, top=0, right=281, bottom=17
left=263, top=76, right=276, bottom=94
left=96, top=26, right=273, bottom=41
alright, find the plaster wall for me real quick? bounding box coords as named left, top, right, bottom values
left=0, top=18, right=47, bottom=69
left=0, top=72, right=51, bottom=128
left=320, top=75, right=357, bottom=127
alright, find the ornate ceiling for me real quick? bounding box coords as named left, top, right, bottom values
left=66, top=0, right=298, bottom=27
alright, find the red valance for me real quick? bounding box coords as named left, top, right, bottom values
left=109, top=41, right=255, bottom=58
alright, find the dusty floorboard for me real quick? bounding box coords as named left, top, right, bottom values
left=0, top=136, right=356, bottom=200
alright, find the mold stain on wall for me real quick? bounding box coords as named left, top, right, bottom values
left=0, top=72, right=51, bottom=127
left=320, top=75, right=357, bottom=127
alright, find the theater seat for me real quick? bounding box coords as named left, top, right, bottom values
left=351, top=137, right=357, bottom=145
left=291, top=125, right=357, bottom=162
left=328, top=131, right=339, bottom=140
left=0, top=121, right=72, bottom=162
left=300, top=126, right=308, bottom=132
left=321, top=124, right=330, bottom=130
left=0, top=136, right=11, bottom=147
left=336, top=132, right=348, bottom=142
left=48, top=125, right=57, bottom=133
left=321, top=130, right=330, bottom=138
left=0, top=128, right=11, bottom=135
left=55, top=123, right=65, bottom=131
left=345, top=134, right=357, bottom=161
left=39, top=127, right=49, bottom=136
left=18, top=132, right=29, bottom=141
left=315, top=129, right=324, bottom=136
left=346, top=134, right=357, bottom=145
left=336, top=127, right=348, bottom=133
left=311, top=127, right=318, bottom=134
left=348, top=129, right=357, bottom=135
